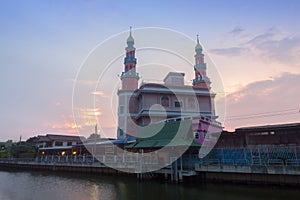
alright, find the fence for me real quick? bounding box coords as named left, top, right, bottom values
left=197, top=145, right=300, bottom=166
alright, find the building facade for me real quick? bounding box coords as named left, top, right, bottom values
left=118, top=31, right=217, bottom=139
left=216, top=123, right=300, bottom=148
left=36, top=134, right=84, bottom=156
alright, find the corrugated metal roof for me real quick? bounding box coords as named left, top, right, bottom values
left=125, top=120, right=200, bottom=149
left=236, top=123, right=300, bottom=132
left=37, top=134, right=85, bottom=142
left=48, top=134, right=84, bottom=141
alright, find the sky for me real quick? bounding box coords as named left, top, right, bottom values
left=0, top=0, right=300, bottom=141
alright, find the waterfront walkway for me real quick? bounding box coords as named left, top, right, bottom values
left=1, top=145, right=300, bottom=172
left=1, top=145, right=300, bottom=184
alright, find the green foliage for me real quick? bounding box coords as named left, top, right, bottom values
left=0, top=141, right=37, bottom=158
left=87, top=133, right=101, bottom=140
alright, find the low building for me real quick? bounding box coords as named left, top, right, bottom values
left=36, top=134, right=85, bottom=156
left=216, top=123, right=300, bottom=148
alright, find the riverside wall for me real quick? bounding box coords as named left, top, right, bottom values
left=1, top=160, right=300, bottom=186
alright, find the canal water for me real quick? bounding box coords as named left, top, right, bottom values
left=0, top=170, right=300, bottom=200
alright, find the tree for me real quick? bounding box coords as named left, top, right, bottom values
left=87, top=133, right=101, bottom=140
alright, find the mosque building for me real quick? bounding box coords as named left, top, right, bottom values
left=117, top=28, right=219, bottom=140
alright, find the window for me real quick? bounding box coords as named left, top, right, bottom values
left=187, top=97, right=196, bottom=109
left=45, top=142, right=52, bottom=147
left=174, top=100, right=182, bottom=108
left=119, top=106, right=124, bottom=114
left=67, top=141, right=72, bottom=146
left=55, top=141, right=63, bottom=146
left=160, top=95, right=170, bottom=107
left=194, top=131, right=200, bottom=139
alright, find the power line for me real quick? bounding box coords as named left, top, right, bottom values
left=226, top=110, right=299, bottom=121
left=226, top=108, right=299, bottom=119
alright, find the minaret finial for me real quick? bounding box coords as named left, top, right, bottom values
left=127, top=26, right=134, bottom=45
left=130, top=26, right=132, bottom=36
left=195, top=34, right=202, bottom=52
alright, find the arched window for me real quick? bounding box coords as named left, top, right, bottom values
left=188, top=97, right=196, bottom=109
left=160, top=95, right=170, bottom=107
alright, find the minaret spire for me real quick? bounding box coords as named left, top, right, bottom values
left=127, top=26, right=134, bottom=47
left=193, top=35, right=210, bottom=89
left=121, top=26, right=139, bottom=90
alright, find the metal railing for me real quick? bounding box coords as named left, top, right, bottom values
left=198, top=145, right=300, bottom=167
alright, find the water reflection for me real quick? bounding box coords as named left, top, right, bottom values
left=0, top=170, right=300, bottom=200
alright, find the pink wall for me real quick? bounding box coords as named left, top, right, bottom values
left=137, top=92, right=212, bottom=113
left=122, top=78, right=138, bottom=90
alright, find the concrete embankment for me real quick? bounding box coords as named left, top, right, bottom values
left=0, top=161, right=136, bottom=176
left=1, top=161, right=300, bottom=186
left=195, top=164, right=300, bottom=186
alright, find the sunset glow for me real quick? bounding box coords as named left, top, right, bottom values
left=0, top=1, right=299, bottom=140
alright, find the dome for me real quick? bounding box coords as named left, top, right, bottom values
left=195, top=43, right=202, bottom=51
left=127, top=34, right=134, bottom=43
left=195, top=35, right=203, bottom=53
left=127, top=26, right=134, bottom=45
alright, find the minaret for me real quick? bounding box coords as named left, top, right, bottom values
left=192, top=35, right=217, bottom=119
left=117, top=27, right=139, bottom=139
left=120, top=26, right=139, bottom=90
left=193, top=35, right=211, bottom=89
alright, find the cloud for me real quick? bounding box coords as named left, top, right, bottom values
left=41, top=115, right=79, bottom=135
left=210, top=47, right=248, bottom=56
left=245, top=28, right=277, bottom=45
left=73, top=107, right=102, bottom=119
left=210, top=27, right=300, bottom=66
left=50, top=122, right=78, bottom=132
left=225, top=72, right=300, bottom=130
left=229, top=26, right=244, bottom=35
left=246, top=32, right=300, bottom=64
left=91, top=90, right=110, bottom=98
